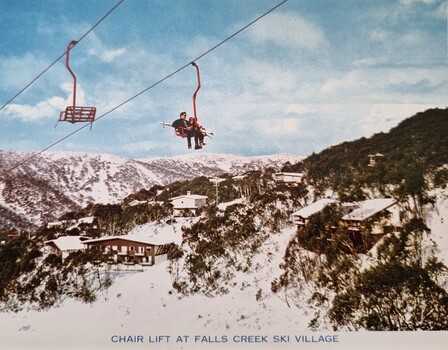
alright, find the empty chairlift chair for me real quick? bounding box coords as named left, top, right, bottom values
left=58, top=40, right=96, bottom=126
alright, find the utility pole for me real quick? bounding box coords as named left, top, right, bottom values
left=215, top=179, right=219, bottom=204
left=212, top=178, right=219, bottom=204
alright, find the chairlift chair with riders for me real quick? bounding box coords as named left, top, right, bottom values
left=161, top=62, right=212, bottom=140
left=57, top=40, right=96, bottom=126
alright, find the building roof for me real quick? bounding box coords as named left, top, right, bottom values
left=82, top=234, right=175, bottom=246
left=47, top=221, right=62, bottom=227
left=78, top=216, right=95, bottom=224
left=291, top=198, right=337, bottom=218
left=342, top=198, right=396, bottom=221
left=275, top=172, right=303, bottom=176
left=45, top=236, right=89, bottom=251
left=170, top=194, right=208, bottom=200
left=128, top=200, right=147, bottom=206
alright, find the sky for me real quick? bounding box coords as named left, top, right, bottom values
left=0, top=0, right=446, bottom=159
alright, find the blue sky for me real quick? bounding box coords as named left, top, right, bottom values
left=0, top=0, right=446, bottom=158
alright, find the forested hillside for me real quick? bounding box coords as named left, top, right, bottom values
left=275, top=107, right=448, bottom=330
left=284, top=108, right=448, bottom=200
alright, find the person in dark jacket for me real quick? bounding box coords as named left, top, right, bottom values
left=172, top=111, right=200, bottom=149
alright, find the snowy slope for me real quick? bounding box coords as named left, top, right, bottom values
left=1, top=191, right=447, bottom=350
left=0, top=219, right=304, bottom=350
left=0, top=151, right=303, bottom=227
left=425, top=189, right=448, bottom=265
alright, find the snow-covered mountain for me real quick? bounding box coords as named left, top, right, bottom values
left=0, top=150, right=303, bottom=227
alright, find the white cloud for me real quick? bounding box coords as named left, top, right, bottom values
left=257, top=118, right=301, bottom=137
left=318, top=66, right=447, bottom=103
left=369, top=29, right=389, bottom=42
left=241, top=59, right=299, bottom=94
left=4, top=83, right=86, bottom=122
left=400, top=0, right=438, bottom=5
left=436, top=1, right=447, bottom=17
left=359, top=25, right=443, bottom=67
left=5, top=98, right=62, bottom=121
left=98, top=48, right=127, bottom=63
left=353, top=57, right=391, bottom=67
left=399, top=0, right=446, bottom=19
left=273, top=103, right=445, bottom=151
left=285, top=104, right=312, bottom=115
left=320, top=71, right=366, bottom=94
left=60, top=82, right=87, bottom=105
left=400, top=29, right=427, bottom=46
left=0, top=53, right=48, bottom=90
left=86, top=34, right=127, bottom=63
left=362, top=103, right=443, bottom=135
left=246, top=12, right=327, bottom=51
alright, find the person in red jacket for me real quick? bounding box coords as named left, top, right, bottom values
left=188, top=117, right=205, bottom=149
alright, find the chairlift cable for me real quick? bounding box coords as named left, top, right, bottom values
left=0, top=0, right=289, bottom=176
left=0, top=0, right=126, bottom=114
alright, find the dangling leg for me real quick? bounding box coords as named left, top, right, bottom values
left=194, top=131, right=201, bottom=149
left=198, top=131, right=205, bottom=146
left=187, top=133, right=191, bottom=149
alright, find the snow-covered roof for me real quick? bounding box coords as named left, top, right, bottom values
left=170, top=194, right=208, bottom=200
left=83, top=231, right=176, bottom=245
left=45, top=236, right=89, bottom=251
left=83, top=222, right=185, bottom=247
left=342, top=198, right=396, bottom=221
left=291, top=198, right=336, bottom=218
left=83, top=233, right=176, bottom=246
left=128, top=200, right=147, bottom=206
left=47, top=221, right=62, bottom=227
left=275, top=172, right=303, bottom=176
left=78, top=216, right=95, bottom=224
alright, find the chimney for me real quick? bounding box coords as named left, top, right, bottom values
left=187, top=191, right=191, bottom=195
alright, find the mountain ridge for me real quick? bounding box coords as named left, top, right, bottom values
left=0, top=151, right=303, bottom=229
